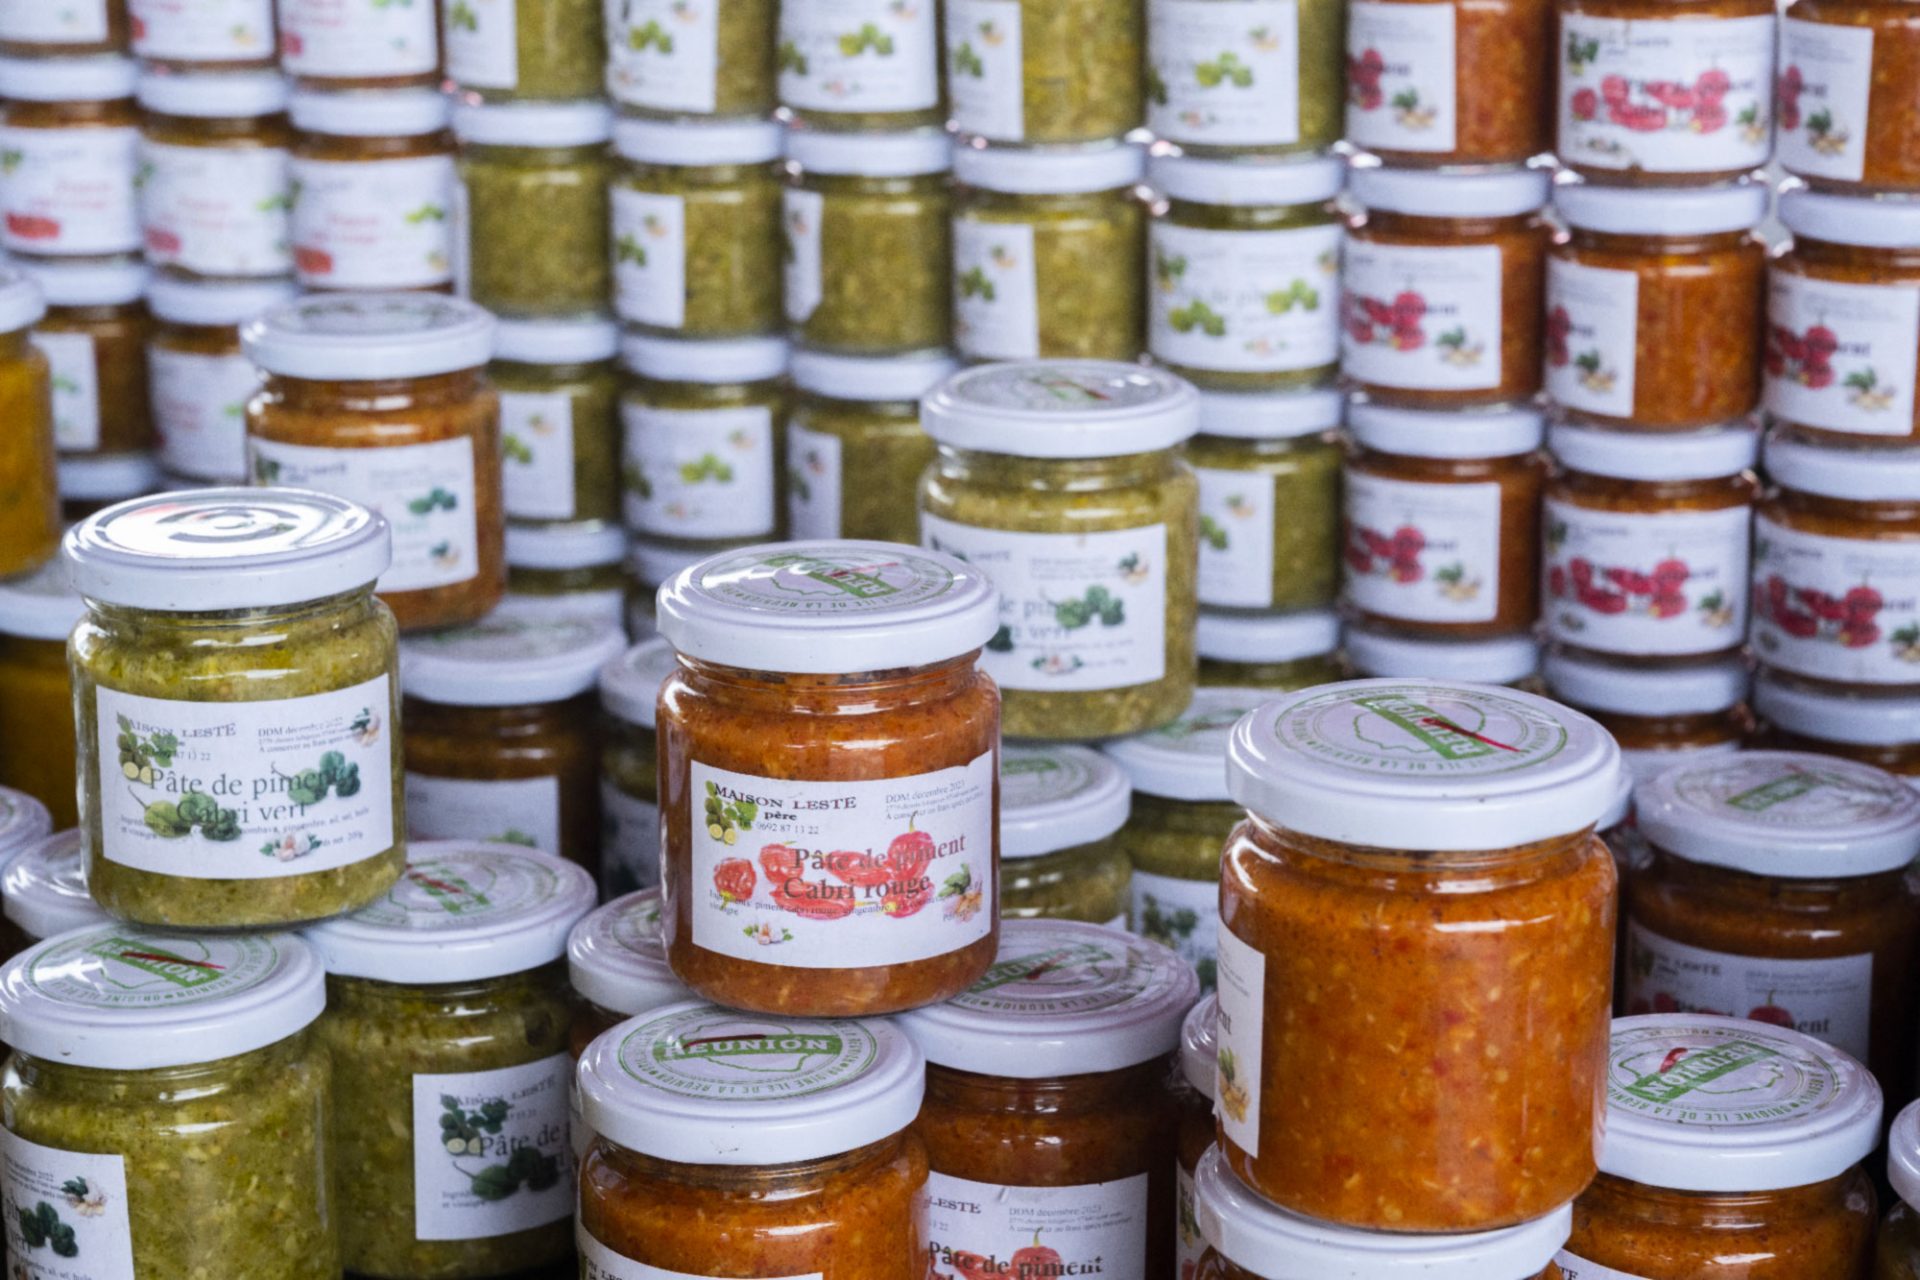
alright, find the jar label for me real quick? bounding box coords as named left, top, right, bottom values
left=500, top=389, right=578, bottom=522
left=150, top=347, right=260, bottom=483
left=1752, top=515, right=1920, bottom=684
left=0, top=0, right=109, bottom=40
left=945, top=0, right=1026, bottom=141
left=606, top=0, right=723, bottom=114
left=786, top=420, right=844, bottom=540
left=1132, top=869, right=1221, bottom=992
left=1213, top=925, right=1265, bottom=1157
left=1341, top=241, right=1502, bottom=391
left=0, top=1131, right=136, bottom=1280
left=777, top=0, right=940, bottom=113
left=1345, top=0, right=1458, bottom=154
left=921, top=514, right=1170, bottom=692
left=922, top=1171, right=1149, bottom=1280
left=1175, top=1161, right=1204, bottom=1277
left=290, top=154, right=456, bottom=290
left=411, top=1054, right=573, bottom=1242
left=444, top=0, right=520, bottom=89
left=1341, top=473, right=1502, bottom=624
left=31, top=331, right=101, bottom=452
left=611, top=188, right=688, bottom=329
left=279, top=0, right=439, bottom=76
left=1542, top=499, right=1751, bottom=656
left=1148, top=221, right=1342, bottom=375
left=600, top=779, right=661, bottom=899
left=619, top=402, right=778, bottom=540
left=1778, top=20, right=1874, bottom=185
left=139, top=139, right=293, bottom=277
left=686, top=752, right=994, bottom=967
left=1764, top=273, right=1920, bottom=437
left=580, top=1225, right=821, bottom=1280
left=782, top=187, right=826, bottom=324
left=1556, top=14, right=1775, bottom=174
left=952, top=216, right=1041, bottom=361
left=404, top=772, right=561, bottom=857
left=1147, top=0, right=1302, bottom=148
left=0, top=124, right=141, bottom=255
left=1623, top=921, right=1872, bottom=1062
left=94, top=676, right=396, bottom=880
left=1196, top=464, right=1277, bottom=609
left=249, top=435, right=481, bottom=592
left=1555, top=1254, right=1654, bottom=1280
left=1545, top=257, right=1639, bottom=419
left=129, top=0, right=276, bottom=61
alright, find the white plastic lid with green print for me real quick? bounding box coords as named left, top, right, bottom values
left=577, top=1000, right=926, bottom=1165
left=302, top=841, right=597, bottom=984
left=0, top=787, right=51, bottom=862
left=1108, top=687, right=1284, bottom=803
left=921, top=361, right=1201, bottom=459
left=1635, top=751, right=1920, bottom=878
left=598, top=637, right=680, bottom=731
left=0, top=925, right=326, bottom=1070
left=657, top=540, right=1001, bottom=675
left=400, top=614, right=629, bottom=706
left=1599, top=1015, right=1883, bottom=1192
left=567, top=889, right=692, bottom=1018
left=895, top=920, right=1201, bottom=1078
left=2, top=831, right=107, bottom=943
left=241, top=293, right=496, bottom=381
left=1890, top=1099, right=1920, bottom=1210
left=1181, top=993, right=1217, bottom=1100
left=1228, top=679, right=1623, bottom=849
left=1000, top=743, right=1131, bottom=858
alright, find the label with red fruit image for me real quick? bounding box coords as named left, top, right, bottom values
left=1778, top=21, right=1874, bottom=184
left=1341, top=243, right=1501, bottom=391
left=1557, top=14, right=1775, bottom=174
left=290, top=154, right=456, bottom=290
left=1542, top=500, right=1751, bottom=656
left=1147, top=0, right=1302, bottom=147
left=688, top=754, right=994, bottom=968
left=1764, top=274, right=1919, bottom=436
left=1345, top=1, right=1457, bottom=153
left=1148, top=221, right=1343, bottom=375
left=1341, top=474, right=1501, bottom=624
left=1545, top=258, right=1638, bottom=418
left=140, top=140, right=292, bottom=278
left=1751, top=517, right=1920, bottom=684
left=921, top=1170, right=1149, bottom=1280
left=0, top=123, right=140, bottom=256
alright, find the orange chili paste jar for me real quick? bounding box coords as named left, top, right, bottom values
left=1781, top=0, right=1920, bottom=193
left=1542, top=648, right=1750, bottom=784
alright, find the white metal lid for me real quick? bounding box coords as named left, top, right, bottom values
left=1599, top=1015, right=1883, bottom=1192
left=1229, top=680, right=1623, bottom=849
left=1764, top=430, right=1920, bottom=503
left=1000, top=743, right=1132, bottom=858
left=0, top=551, right=83, bottom=640
left=1196, top=608, right=1340, bottom=667
left=612, top=114, right=783, bottom=166
left=619, top=331, right=788, bottom=384
left=577, top=1000, right=925, bottom=1164
left=1151, top=151, right=1345, bottom=207
left=787, top=127, right=950, bottom=176
left=146, top=274, right=297, bottom=328
left=0, top=925, right=325, bottom=1070
left=0, top=265, right=45, bottom=331
left=1, top=830, right=105, bottom=943
left=658, top=540, right=1000, bottom=675
left=242, top=293, right=496, bottom=381
left=598, top=637, right=678, bottom=729
left=1196, top=386, right=1344, bottom=440
left=1348, top=400, right=1545, bottom=459
left=1549, top=419, right=1759, bottom=481
left=1892, top=1099, right=1920, bottom=1210
left=1195, top=1147, right=1573, bottom=1278
left=1180, top=992, right=1217, bottom=1099
left=1106, top=686, right=1269, bottom=802
left=56, top=452, right=161, bottom=502
left=790, top=347, right=958, bottom=402
left=0, top=54, right=136, bottom=102
left=896, top=920, right=1200, bottom=1077
left=288, top=86, right=450, bottom=137
left=302, top=842, right=597, bottom=983
left=504, top=521, right=627, bottom=570
left=1754, top=669, right=1920, bottom=749
left=136, top=68, right=289, bottom=118
left=954, top=139, right=1144, bottom=194
left=1349, top=162, right=1549, bottom=218
left=1600, top=768, right=1634, bottom=830
left=627, top=537, right=707, bottom=587
left=0, top=789, right=51, bottom=863
left=1635, top=751, right=1920, bottom=878
left=20, top=255, right=147, bottom=307
left=921, top=361, right=1200, bottom=458
left=494, top=314, right=621, bottom=365
left=64, top=487, right=391, bottom=611
left=1345, top=625, right=1540, bottom=686
left=1556, top=178, right=1769, bottom=236
left=1780, top=185, right=1920, bottom=251
left=1543, top=650, right=1749, bottom=717
left=566, top=889, right=692, bottom=1018
left=401, top=614, right=628, bottom=706
left=453, top=98, right=612, bottom=148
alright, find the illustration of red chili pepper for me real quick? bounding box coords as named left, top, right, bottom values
left=292, top=244, right=333, bottom=274
left=885, top=816, right=938, bottom=878
left=713, top=858, right=756, bottom=904
left=5, top=213, right=59, bottom=241
left=760, top=843, right=803, bottom=883
left=1011, top=1236, right=1063, bottom=1280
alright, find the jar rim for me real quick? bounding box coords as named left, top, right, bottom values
left=147, top=274, right=297, bottom=327
left=1, top=830, right=105, bottom=947
left=0, top=790, right=53, bottom=866
left=922, top=360, right=1200, bottom=457
left=788, top=125, right=950, bottom=177
left=454, top=97, right=612, bottom=148
left=0, top=53, right=135, bottom=102
left=400, top=614, right=628, bottom=705
left=1000, top=743, right=1131, bottom=857
left=566, top=889, right=691, bottom=1019
left=1106, top=687, right=1265, bottom=802
left=1196, top=386, right=1344, bottom=440
left=19, top=255, right=146, bottom=307
left=1780, top=185, right=1920, bottom=250
left=790, top=347, right=957, bottom=402
left=1765, top=429, right=1920, bottom=503
left=614, top=113, right=782, bottom=166
left=1556, top=175, right=1768, bottom=236
left=495, top=314, right=621, bottom=365
left=1753, top=668, right=1920, bottom=748
left=598, top=636, right=677, bottom=728
left=505, top=521, right=629, bottom=573
left=1891, top=1099, right=1920, bottom=1210
left=1543, top=650, right=1749, bottom=717
left=1150, top=151, right=1343, bottom=206
left=242, top=292, right=495, bottom=380
left=1345, top=625, right=1539, bottom=686
left=1549, top=418, right=1759, bottom=481
left=1348, top=399, right=1544, bottom=458
left=958, top=138, right=1144, bottom=194
left=1196, top=607, right=1341, bottom=666
left=137, top=66, right=288, bottom=118
left=1350, top=161, right=1550, bottom=219
left=620, top=331, right=788, bottom=384
left=289, top=85, right=448, bottom=137
left=0, top=264, right=44, bottom=331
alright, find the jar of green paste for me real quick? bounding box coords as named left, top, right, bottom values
left=493, top=315, right=622, bottom=529
left=1145, top=0, right=1346, bottom=155
left=946, top=0, right=1144, bottom=143
left=1196, top=607, right=1342, bottom=690
left=445, top=0, right=607, bottom=100
left=999, top=742, right=1134, bottom=925
left=504, top=522, right=630, bottom=629
left=786, top=347, right=955, bottom=545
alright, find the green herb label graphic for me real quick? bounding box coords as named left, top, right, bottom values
left=412, top=1056, right=573, bottom=1240
left=621, top=403, right=777, bottom=540
left=776, top=0, right=940, bottom=113
left=1149, top=220, right=1342, bottom=375
left=1133, top=873, right=1221, bottom=992
left=1149, top=0, right=1302, bottom=146
left=1, top=1132, right=136, bottom=1280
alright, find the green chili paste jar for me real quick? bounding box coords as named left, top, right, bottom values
left=0, top=927, right=336, bottom=1280
left=784, top=128, right=952, bottom=354
left=787, top=347, right=955, bottom=545
left=951, top=140, right=1148, bottom=363
left=611, top=116, right=783, bottom=338
left=494, top=315, right=622, bottom=530
left=304, top=841, right=596, bottom=1280
left=999, top=742, right=1134, bottom=924
left=919, top=360, right=1200, bottom=740
left=777, top=0, right=944, bottom=131
left=945, top=0, right=1145, bottom=143
left=1147, top=152, right=1343, bottom=392
left=1146, top=0, right=1345, bottom=156
left=605, top=0, right=778, bottom=119
left=1346, top=623, right=1540, bottom=688
left=504, top=522, right=630, bottom=628
left=454, top=100, right=613, bottom=320
left=597, top=637, right=679, bottom=898
left=1196, top=607, right=1342, bottom=690
left=444, top=0, right=606, bottom=100
left=65, top=488, right=406, bottom=929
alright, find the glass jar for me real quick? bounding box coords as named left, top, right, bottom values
left=655, top=542, right=1002, bottom=1016
left=128, top=0, right=275, bottom=68
left=136, top=69, right=293, bottom=280
left=953, top=141, right=1148, bottom=363
left=1560, top=1016, right=1881, bottom=1278
left=1751, top=429, right=1920, bottom=689
left=1556, top=0, right=1775, bottom=184
left=1345, top=624, right=1539, bottom=685
left=444, top=0, right=604, bottom=99
left=604, top=0, right=778, bottom=118
left=1756, top=668, right=1920, bottom=786
left=599, top=638, right=680, bottom=898
left=1782, top=1, right=1920, bottom=193
left=1886, top=1101, right=1920, bottom=1279
left=242, top=292, right=507, bottom=631
left=504, top=523, right=630, bottom=628
left=0, top=0, right=128, bottom=55
left=453, top=100, right=612, bottom=320
left=1218, top=680, right=1620, bottom=1230
left=0, top=55, right=140, bottom=258
left=65, top=488, right=405, bottom=929
left=567, top=888, right=691, bottom=1057
left=0, top=829, right=106, bottom=961
left=1149, top=0, right=1343, bottom=156
left=1191, top=387, right=1342, bottom=612
left=920, top=361, right=1201, bottom=740
left=1198, top=608, right=1343, bottom=689
left=625, top=538, right=710, bottom=639
left=998, top=742, right=1133, bottom=924
left=288, top=87, right=457, bottom=292
left=786, top=347, right=954, bottom=545
left=1544, top=419, right=1759, bottom=656
left=0, top=786, right=51, bottom=867
left=1174, top=996, right=1216, bottom=1277
left=25, top=255, right=152, bottom=459
left=1343, top=400, right=1545, bottom=640
left=619, top=333, right=787, bottom=552
left=0, top=925, right=336, bottom=1278
left=305, top=841, right=596, bottom=1280
left=578, top=1002, right=928, bottom=1275
left=0, top=268, right=57, bottom=576
left=784, top=128, right=951, bottom=354
left=147, top=276, right=292, bottom=484
left=0, top=557, right=83, bottom=828
left=778, top=0, right=943, bottom=130
left=900, top=920, right=1198, bottom=1275
left=400, top=615, right=628, bottom=875
left=945, top=0, right=1143, bottom=143
left=495, top=315, right=622, bottom=529
left=1343, top=165, right=1550, bottom=409
left=57, top=451, right=160, bottom=523
left=276, top=0, right=439, bottom=88
left=1542, top=648, right=1750, bottom=784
